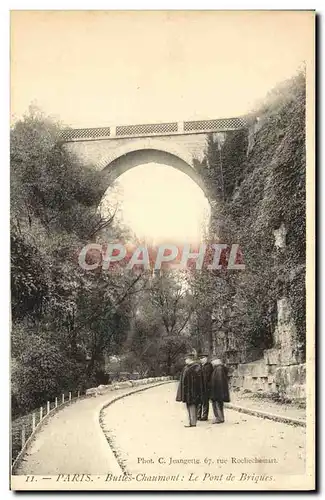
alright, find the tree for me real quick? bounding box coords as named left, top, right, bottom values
left=150, top=271, right=194, bottom=336
left=11, top=106, right=137, bottom=412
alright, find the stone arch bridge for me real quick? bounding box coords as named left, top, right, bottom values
left=60, top=117, right=249, bottom=197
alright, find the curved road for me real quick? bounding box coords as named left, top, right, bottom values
left=101, top=382, right=305, bottom=478
left=14, top=386, right=162, bottom=476
left=15, top=382, right=305, bottom=480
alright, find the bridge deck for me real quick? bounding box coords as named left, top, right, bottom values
left=60, top=116, right=248, bottom=143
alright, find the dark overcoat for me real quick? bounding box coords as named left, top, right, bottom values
left=201, top=362, right=213, bottom=398
left=176, top=362, right=203, bottom=405
left=210, top=364, right=230, bottom=402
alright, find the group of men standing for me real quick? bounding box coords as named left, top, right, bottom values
left=176, top=352, right=230, bottom=427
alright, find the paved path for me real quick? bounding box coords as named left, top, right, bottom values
left=101, top=382, right=306, bottom=478
left=14, top=385, right=166, bottom=475
left=14, top=381, right=306, bottom=481
left=229, top=391, right=306, bottom=421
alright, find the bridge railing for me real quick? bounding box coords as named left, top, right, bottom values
left=60, top=116, right=249, bottom=142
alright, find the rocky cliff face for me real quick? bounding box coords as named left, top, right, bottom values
left=210, top=72, right=306, bottom=399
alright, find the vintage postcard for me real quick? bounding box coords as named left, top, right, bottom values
left=10, top=10, right=315, bottom=491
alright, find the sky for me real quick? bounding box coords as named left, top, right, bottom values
left=11, top=11, right=314, bottom=127
left=10, top=11, right=314, bottom=243
left=100, top=164, right=210, bottom=244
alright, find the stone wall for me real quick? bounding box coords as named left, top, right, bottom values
left=229, top=353, right=305, bottom=400
left=85, top=376, right=172, bottom=397
left=225, top=216, right=306, bottom=400
left=274, top=364, right=306, bottom=399
left=227, top=294, right=305, bottom=400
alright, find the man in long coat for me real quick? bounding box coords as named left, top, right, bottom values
left=197, top=353, right=213, bottom=421
left=176, top=353, right=203, bottom=427
left=210, top=358, right=230, bottom=424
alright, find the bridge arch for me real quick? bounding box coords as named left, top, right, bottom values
left=95, top=136, right=196, bottom=169
left=98, top=146, right=208, bottom=198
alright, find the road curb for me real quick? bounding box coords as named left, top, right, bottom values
left=225, top=402, right=306, bottom=427
left=99, top=380, right=174, bottom=473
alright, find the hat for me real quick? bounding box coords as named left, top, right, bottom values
left=185, top=349, right=198, bottom=358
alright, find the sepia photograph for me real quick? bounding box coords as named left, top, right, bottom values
left=9, top=10, right=315, bottom=491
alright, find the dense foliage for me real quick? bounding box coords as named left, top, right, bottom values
left=11, top=109, right=195, bottom=416
left=192, top=71, right=306, bottom=360
left=11, top=108, right=132, bottom=415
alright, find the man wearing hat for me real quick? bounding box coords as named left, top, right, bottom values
left=176, top=351, right=203, bottom=427
left=210, top=357, right=230, bottom=423
left=197, top=353, right=213, bottom=421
